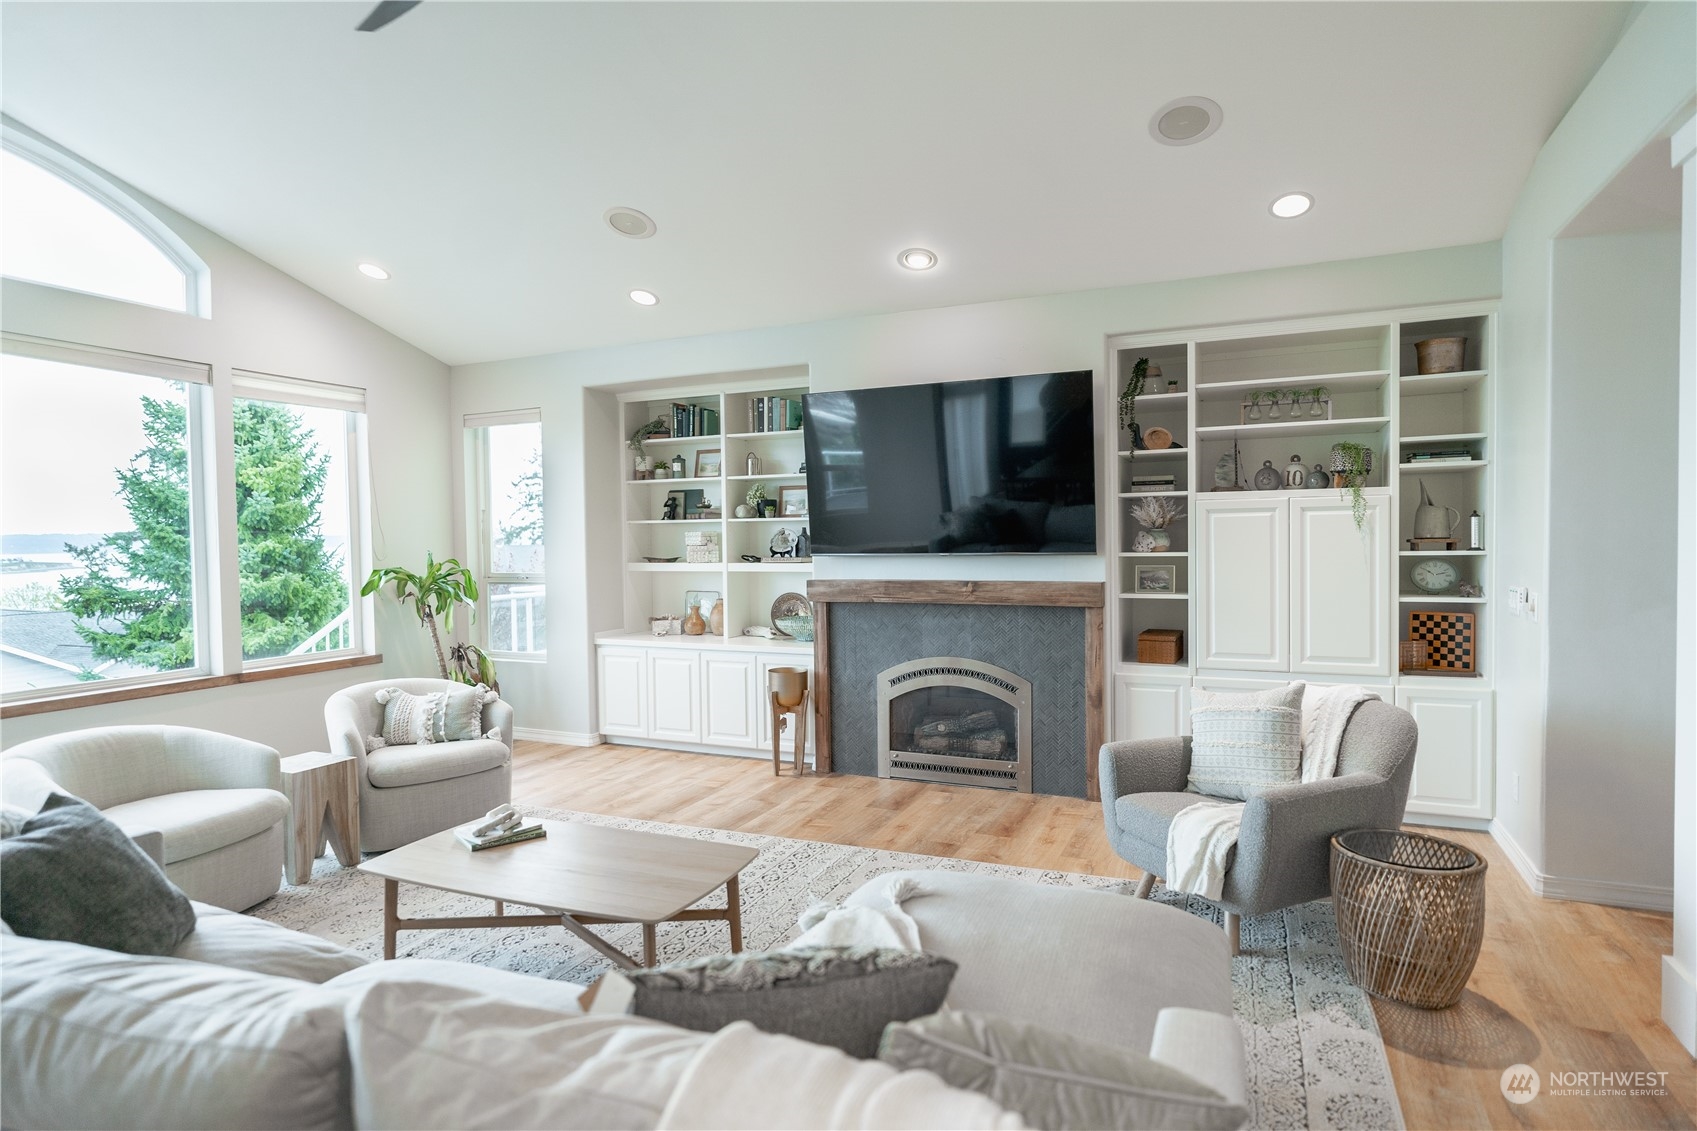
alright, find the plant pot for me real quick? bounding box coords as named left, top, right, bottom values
left=1147, top=529, right=1172, bottom=551
left=768, top=666, right=809, bottom=708
left=1415, top=337, right=1466, bottom=374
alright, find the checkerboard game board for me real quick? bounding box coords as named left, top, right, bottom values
left=1407, top=610, right=1476, bottom=673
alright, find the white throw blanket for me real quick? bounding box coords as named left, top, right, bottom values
left=656, top=1021, right=1026, bottom=1130
left=788, top=874, right=923, bottom=951
left=1165, top=684, right=1379, bottom=900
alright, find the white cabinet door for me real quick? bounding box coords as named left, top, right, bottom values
left=756, top=654, right=812, bottom=754
left=1196, top=498, right=1288, bottom=671
left=648, top=651, right=702, bottom=743
left=1397, top=687, right=1494, bottom=821
left=597, top=648, right=648, bottom=737
left=1290, top=494, right=1391, bottom=677
left=1112, top=676, right=1190, bottom=742
left=701, top=654, right=759, bottom=748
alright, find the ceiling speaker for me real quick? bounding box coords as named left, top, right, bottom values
left=604, top=207, right=657, bottom=239
left=1149, top=97, right=1223, bottom=146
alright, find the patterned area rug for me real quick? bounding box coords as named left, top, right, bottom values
left=251, top=806, right=1402, bottom=1130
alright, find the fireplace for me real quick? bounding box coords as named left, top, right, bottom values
left=876, top=657, right=1032, bottom=792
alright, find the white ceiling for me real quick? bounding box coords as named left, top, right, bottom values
left=1, top=1, right=1631, bottom=366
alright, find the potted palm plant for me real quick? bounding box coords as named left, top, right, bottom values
left=362, top=554, right=491, bottom=685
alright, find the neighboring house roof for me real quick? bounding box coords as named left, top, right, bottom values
left=0, top=609, right=153, bottom=693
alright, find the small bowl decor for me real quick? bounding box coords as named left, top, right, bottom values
left=774, top=614, right=815, bottom=642
left=643, top=556, right=681, bottom=563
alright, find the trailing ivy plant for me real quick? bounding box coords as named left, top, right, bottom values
left=1118, top=357, right=1149, bottom=437
left=1330, top=442, right=1374, bottom=530
left=627, top=417, right=670, bottom=451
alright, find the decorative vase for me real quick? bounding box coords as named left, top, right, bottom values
left=1148, top=529, right=1172, bottom=551
left=768, top=666, right=809, bottom=709
left=1253, top=460, right=1280, bottom=491
left=745, top=452, right=762, bottom=475
left=670, top=453, right=688, bottom=478
left=735, top=503, right=755, bottom=518
left=1411, top=479, right=1462, bottom=539
left=708, top=598, right=725, bottom=636
left=1284, top=455, right=1306, bottom=489
left=1305, top=464, right=1329, bottom=490
left=634, top=454, right=653, bottom=477
left=683, top=604, right=706, bottom=636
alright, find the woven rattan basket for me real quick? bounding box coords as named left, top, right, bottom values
left=1330, top=829, right=1486, bottom=1009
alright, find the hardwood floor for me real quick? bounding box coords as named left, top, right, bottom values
left=515, top=741, right=1696, bottom=1130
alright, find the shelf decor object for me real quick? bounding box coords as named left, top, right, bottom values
left=1136, top=628, right=1184, bottom=665
left=1414, top=337, right=1467, bottom=375
left=1118, top=356, right=1150, bottom=443
left=1406, top=609, right=1476, bottom=673
left=1411, top=480, right=1462, bottom=540
left=1126, top=495, right=1186, bottom=551
left=1330, top=829, right=1486, bottom=1009
left=1329, top=442, right=1374, bottom=529
left=1399, top=640, right=1429, bottom=672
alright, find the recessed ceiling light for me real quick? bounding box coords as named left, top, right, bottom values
left=357, top=262, right=390, bottom=280
left=605, top=207, right=657, bottom=239
left=1269, top=192, right=1314, bottom=219
left=1149, top=97, right=1223, bottom=146
left=629, top=289, right=659, bottom=306
left=897, top=247, right=938, bottom=271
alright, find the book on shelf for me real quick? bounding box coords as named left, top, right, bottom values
left=750, top=396, right=804, bottom=433
left=453, top=820, right=546, bottom=851
left=669, top=403, right=719, bottom=439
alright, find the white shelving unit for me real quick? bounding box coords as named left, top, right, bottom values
left=1105, top=302, right=1498, bottom=824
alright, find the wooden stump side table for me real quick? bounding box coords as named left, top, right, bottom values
left=280, top=751, right=360, bottom=884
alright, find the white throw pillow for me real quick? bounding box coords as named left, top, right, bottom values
left=375, top=687, right=445, bottom=746
left=1, top=934, right=351, bottom=1130
left=1187, top=683, right=1305, bottom=800
left=344, top=978, right=706, bottom=1130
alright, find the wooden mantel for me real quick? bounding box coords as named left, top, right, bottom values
left=805, top=580, right=1106, bottom=799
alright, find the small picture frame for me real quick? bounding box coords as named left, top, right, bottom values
left=1133, top=565, right=1176, bottom=593
left=684, top=589, right=720, bottom=615
left=778, top=484, right=808, bottom=516
left=694, top=449, right=722, bottom=478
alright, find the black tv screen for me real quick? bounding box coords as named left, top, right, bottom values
left=801, top=371, right=1097, bottom=555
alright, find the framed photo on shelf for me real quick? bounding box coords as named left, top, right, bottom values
left=681, top=489, right=708, bottom=519
left=684, top=589, right=720, bottom=615
left=694, top=449, right=722, bottom=478
left=1133, top=565, right=1176, bottom=593
left=778, top=484, right=808, bottom=516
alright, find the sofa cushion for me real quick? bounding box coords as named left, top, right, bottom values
left=1, top=933, right=351, bottom=1131
left=376, top=686, right=445, bottom=746
left=622, top=946, right=956, bottom=1059
left=437, top=683, right=495, bottom=742
left=1187, top=683, right=1304, bottom=801
left=327, top=957, right=587, bottom=1014
left=880, top=1010, right=1248, bottom=1131
left=1113, top=792, right=1229, bottom=859
left=104, top=788, right=290, bottom=864
left=173, top=902, right=368, bottom=983
left=0, top=792, right=196, bottom=956
left=344, top=978, right=705, bottom=1131
left=365, top=738, right=509, bottom=789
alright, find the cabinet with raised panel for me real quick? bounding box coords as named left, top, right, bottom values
left=1397, top=685, right=1494, bottom=821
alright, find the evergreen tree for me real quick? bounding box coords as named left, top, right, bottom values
left=60, top=398, right=348, bottom=667
left=499, top=448, right=543, bottom=547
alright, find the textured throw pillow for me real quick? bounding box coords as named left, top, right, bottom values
left=879, top=1010, right=1248, bottom=1131
left=375, top=686, right=445, bottom=746
left=623, top=946, right=957, bottom=1058
left=1187, top=683, right=1304, bottom=801
left=435, top=682, right=497, bottom=742
left=0, top=792, right=195, bottom=955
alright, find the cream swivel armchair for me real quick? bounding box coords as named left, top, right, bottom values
left=2, top=725, right=289, bottom=911
left=324, top=678, right=514, bottom=852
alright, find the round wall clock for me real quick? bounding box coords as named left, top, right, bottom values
left=1411, top=559, right=1459, bottom=594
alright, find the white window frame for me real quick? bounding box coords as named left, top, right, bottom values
left=466, top=409, right=545, bottom=659
left=231, top=370, right=372, bottom=671
left=0, top=334, right=215, bottom=701
left=2, top=115, right=211, bottom=317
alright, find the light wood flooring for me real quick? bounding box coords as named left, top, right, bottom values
left=515, top=741, right=1695, bottom=1130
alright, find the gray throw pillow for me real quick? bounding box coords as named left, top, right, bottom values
left=1187, top=683, right=1305, bottom=800
left=0, top=792, right=195, bottom=955
left=624, top=946, right=956, bottom=1058
left=436, top=683, right=495, bottom=742
left=880, top=1011, right=1248, bottom=1131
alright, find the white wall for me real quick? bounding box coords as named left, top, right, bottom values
left=1545, top=229, right=1680, bottom=901
left=449, top=241, right=1501, bottom=737
left=1, top=139, right=454, bottom=757
left=1490, top=0, right=1695, bottom=886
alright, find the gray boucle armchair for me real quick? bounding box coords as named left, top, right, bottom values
left=1100, top=698, right=1418, bottom=953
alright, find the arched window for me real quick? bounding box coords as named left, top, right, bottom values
left=1, top=128, right=206, bottom=315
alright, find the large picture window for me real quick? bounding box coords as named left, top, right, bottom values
left=1, top=342, right=209, bottom=694
left=468, top=412, right=544, bottom=657
left=232, top=372, right=366, bottom=664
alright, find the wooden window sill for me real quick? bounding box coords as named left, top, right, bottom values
left=0, top=653, right=383, bottom=719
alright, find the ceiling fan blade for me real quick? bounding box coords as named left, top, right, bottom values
left=356, top=1, right=421, bottom=32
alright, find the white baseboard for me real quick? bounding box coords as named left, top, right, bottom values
left=1663, top=956, right=1697, bottom=1055
left=1403, top=813, right=1491, bottom=832
left=602, top=735, right=814, bottom=764
left=512, top=727, right=603, bottom=747
left=1489, top=820, right=1675, bottom=911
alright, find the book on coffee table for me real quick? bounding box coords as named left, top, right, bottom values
left=453, top=820, right=546, bottom=851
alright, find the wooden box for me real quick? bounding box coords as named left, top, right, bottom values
left=1137, top=629, right=1185, bottom=665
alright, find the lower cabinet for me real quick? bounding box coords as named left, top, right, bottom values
left=596, top=642, right=811, bottom=757
left=1111, top=676, right=1189, bottom=743
left=1397, top=686, right=1494, bottom=822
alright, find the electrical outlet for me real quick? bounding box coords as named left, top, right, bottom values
left=1526, top=589, right=1539, bottom=621
left=1507, top=586, right=1527, bottom=616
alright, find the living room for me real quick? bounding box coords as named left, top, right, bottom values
left=2, top=2, right=1694, bottom=1129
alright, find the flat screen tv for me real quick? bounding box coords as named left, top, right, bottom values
left=801, top=370, right=1096, bottom=555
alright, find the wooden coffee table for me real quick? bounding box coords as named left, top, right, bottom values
left=358, top=819, right=758, bottom=967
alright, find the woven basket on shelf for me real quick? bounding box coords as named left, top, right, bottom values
left=1330, top=829, right=1486, bottom=1009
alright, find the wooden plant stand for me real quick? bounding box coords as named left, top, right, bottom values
left=279, top=751, right=360, bottom=884
left=771, top=690, right=810, bottom=776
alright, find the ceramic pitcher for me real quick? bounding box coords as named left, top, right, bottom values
left=1411, top=479, right=1462, bottom=539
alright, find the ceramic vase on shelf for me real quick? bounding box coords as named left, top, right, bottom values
left=1147, top=529, right=1172, bottom=551
left=1284, top=455, right=1306, bottom=489
left=1253, top=460, right=1281, bottom=491
left=683, top=603, right=707, bottom=636
left=708, top=599, right=725, bottom=636
left=1305, top=464, right=1329, bottom=490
